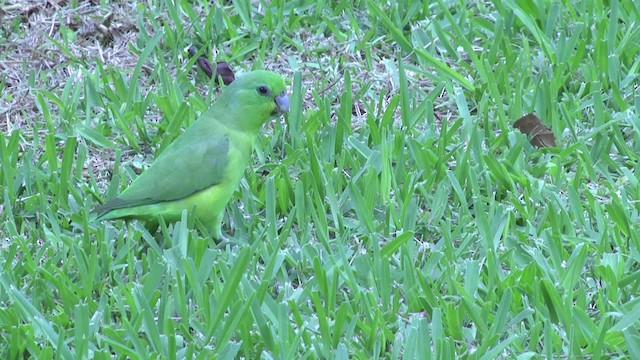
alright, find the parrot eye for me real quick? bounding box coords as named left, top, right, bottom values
left=257, top=85, right=270, bottom=96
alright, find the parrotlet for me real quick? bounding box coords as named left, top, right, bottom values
left=93, top=70, right=289, bottom=239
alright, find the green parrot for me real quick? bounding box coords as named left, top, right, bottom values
left=93, top=70, right=289, bottom=239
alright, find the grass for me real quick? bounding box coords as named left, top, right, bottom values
left=1, top=0, right=640, bottom=358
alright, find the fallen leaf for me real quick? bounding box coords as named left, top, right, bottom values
left=513, top=113, right=556, bottom=148
left=187, top=47, right=235, bottom=85
left=214, top=62, right=235, bottom=85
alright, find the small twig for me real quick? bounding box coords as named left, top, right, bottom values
left=101, top=11, right=114, bottom=27
left=319, top=74, right=343, bottom=94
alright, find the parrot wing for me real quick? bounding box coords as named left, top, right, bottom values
left=93, top=120, right=230, bottom=216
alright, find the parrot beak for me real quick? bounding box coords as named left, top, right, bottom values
left=274, top=92, right=290, bottom=114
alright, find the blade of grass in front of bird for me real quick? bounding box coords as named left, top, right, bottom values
left=288, top=71, right=303, bottom=148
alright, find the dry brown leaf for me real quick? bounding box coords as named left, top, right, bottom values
left=513, top=113, right=556, bottom=148
left=187, top=47, right=235, bottom=85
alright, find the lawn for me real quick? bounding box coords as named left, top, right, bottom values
left=1, top=0, right=640, bottom=358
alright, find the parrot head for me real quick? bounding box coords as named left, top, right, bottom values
left=219, top=70, right=289, bottom=130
